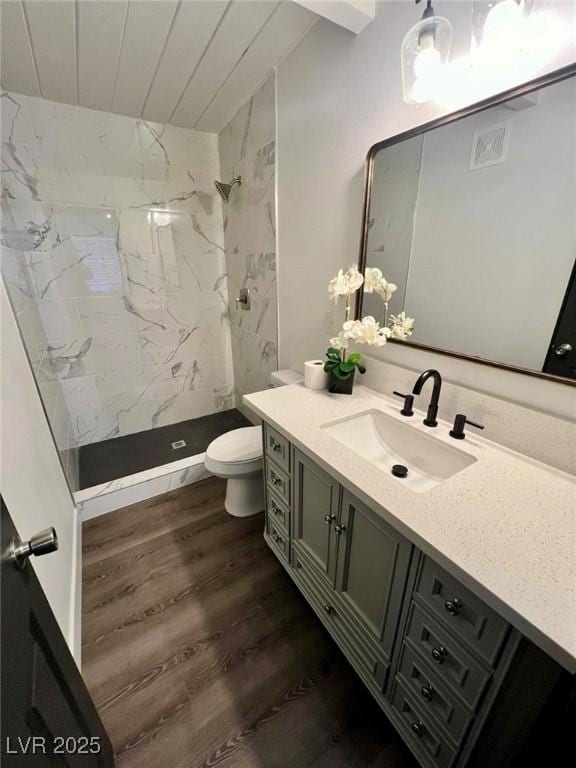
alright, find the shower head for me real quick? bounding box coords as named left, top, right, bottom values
left=214, top=176, right=241, bottom=202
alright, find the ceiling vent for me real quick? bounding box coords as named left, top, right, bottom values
left=469, top=120, right=512, bottom=170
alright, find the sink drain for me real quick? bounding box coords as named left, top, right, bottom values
left=391, top=464, right=408, bottom=478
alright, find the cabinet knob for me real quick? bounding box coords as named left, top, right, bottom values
left=334, top=524, right=346, bottom=535
left=271, top=474, right=281, bottom=486
left=272, top=533, right=283, bottom=545
left=324, top=514, right=336, bottom=525
left=411, top=721, right=425, bottom=738
left=323, top=604, right=334, bottom=615
left=271, top=503, right=282, bottom=516
left=421, top=685, right=435, bottom=702
left=431, top=646, right=448, bottom=664
left=444, top=598, right=462, bottom=616
left=270, top=438, right=282, bottom=452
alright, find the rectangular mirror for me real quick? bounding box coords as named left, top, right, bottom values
left=357, top=66, right=576, bottom=385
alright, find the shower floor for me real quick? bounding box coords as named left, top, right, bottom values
left=78, top=408, right=251, bottom=490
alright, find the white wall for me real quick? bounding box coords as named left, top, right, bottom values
left=276, top=0, right=576, bottom=417
left=1, top=280, right=79, bottom=655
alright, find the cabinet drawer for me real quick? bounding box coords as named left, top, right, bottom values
left=390, top=680, right=457, bottom=768
left=405, top=603, right=491, bottom=712
left=264, top=424, right=291, bottom=473
left=415, top=557, right=508, bottom=666
left=267, top=521, right=289, bottom=563
left=266, top=462, right=290, bottom=506
left=397, top=642, right=472, bottom=745
left=267, top=492, right=290, bottom=532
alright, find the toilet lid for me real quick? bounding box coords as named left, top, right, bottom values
left=206, top=426, right=263, bottom=464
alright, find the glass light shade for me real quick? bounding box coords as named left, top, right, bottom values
left=401, top=16, right=453, bottom=105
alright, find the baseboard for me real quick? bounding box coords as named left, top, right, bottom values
left=75, top=453, right=211, bottom=521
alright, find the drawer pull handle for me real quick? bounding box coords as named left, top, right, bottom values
left=270, top=438, right=282, bottom=452
left=421, top=685, right=435, bottom=702
left=323, top=604, right=334, bottom=615
left=411, top=721, right=425, bottom=738
left=431, top=646, right=448, bottom=664
left=272, top=533, right=283, bottom=545
left=444, top=598, right=462, bottom=616
left=271, top=503, right=282, bottom=516
left=324, top=514, right=336, bottom=525
left=271, top=474, right=282, bottom=486
left=334, top=524, right=346, bottom=535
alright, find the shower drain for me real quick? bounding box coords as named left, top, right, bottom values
left=171, top=440, right=187, bottom=450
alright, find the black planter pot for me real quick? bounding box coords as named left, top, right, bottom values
left=328, top=369, right=355, bottom=395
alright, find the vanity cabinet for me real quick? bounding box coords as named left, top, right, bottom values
left=261, top=422, right=562, bottom=768
left=289, top=449, right=413, bottom=690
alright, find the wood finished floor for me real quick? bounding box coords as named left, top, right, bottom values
left=81, top=477, right=418, bottom=768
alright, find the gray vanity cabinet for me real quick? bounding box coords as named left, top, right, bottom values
left=292, top=448, right=340, bottom=583
left=262, top=422, right=563, bottom=768
left=334, top=490, right=412, bottom=664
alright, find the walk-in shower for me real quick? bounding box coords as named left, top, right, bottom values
left=1, top=76, right=277, bottom=506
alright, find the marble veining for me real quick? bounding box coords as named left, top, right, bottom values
left=1, top=90, right=235, bottom=477
left=218, top=76, right=278, bottom=402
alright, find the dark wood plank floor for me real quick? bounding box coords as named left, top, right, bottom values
left=82, top=478, right=418, bottom=768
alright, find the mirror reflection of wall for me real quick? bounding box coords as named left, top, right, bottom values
left=364, top=75, right=576, bottom=379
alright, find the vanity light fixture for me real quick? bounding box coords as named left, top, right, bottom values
left=401, top=0, right=453, bottom=104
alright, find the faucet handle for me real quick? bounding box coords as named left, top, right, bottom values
left=449, top=414, right=484, bottom=440
left=393, top=391, right=415, bottom=417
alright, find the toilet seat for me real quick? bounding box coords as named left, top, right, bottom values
left=205, top=426, right=263, bottom=477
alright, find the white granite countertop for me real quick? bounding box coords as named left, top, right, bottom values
left=245, top=383, right=576, bottom=672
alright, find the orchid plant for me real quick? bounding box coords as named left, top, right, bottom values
left=325, top=266, right=415, bottom=387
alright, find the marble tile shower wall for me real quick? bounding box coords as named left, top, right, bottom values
left=1, top=91, right=234, bottom=485
left=218, top=76, right=278, bottom=399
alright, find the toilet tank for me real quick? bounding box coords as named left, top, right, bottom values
left=269, top=369, right=303, bottom=388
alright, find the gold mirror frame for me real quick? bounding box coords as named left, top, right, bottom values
left=355, top=62, right=576, bottom=387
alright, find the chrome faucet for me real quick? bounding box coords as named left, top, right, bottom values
left=412, top=369, right=442, bottom=427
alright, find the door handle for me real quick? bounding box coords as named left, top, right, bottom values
left=554, top=343, right=573, bottom=357
left=9, top=528, right=58, bottom=570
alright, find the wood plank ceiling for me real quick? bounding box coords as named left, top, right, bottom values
left=0, top=0, right=318, bottom=133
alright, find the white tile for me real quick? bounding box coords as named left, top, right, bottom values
left=40, top=334, right=143, bottom=380
left=77, top=456, right=210, bottom=518
left=138, top=324, right=231, bottom=367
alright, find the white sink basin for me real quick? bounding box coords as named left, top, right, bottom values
left=322, top=409, right=477, bottom=492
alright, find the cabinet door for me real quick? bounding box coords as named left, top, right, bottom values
left=292, top=449, right=339, bottom=583
left=334, top=490, right=412, bottom=663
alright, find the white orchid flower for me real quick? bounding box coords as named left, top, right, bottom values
left=340, top=316, right=390, bottom=347
left=363, top=268, right=397, bottom=302
left=363, top=267, right=384, bottom=293
left=389, top=311, right=415, bottom=339
left=329, top=334, right=349, bottom=350
left=377, top=279, right=397, bottom=302
left=328, top=266, right=364, bottom=303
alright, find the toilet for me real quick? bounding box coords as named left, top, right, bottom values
left=205, top=370, right=303, bottom=517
